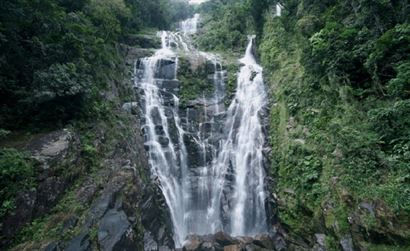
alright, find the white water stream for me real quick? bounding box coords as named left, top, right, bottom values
left=135, top=15, right=268, bottom=247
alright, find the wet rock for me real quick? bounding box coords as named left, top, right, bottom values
left=250, top=71, right=258, bottom=81
left=27, top=129, right=73, bottom=168
left=65, top=232, right=91, bottom=251
left=160, top=80, right=180, bottom=93
left=313, top=234, right=326, bottom=251
left=1, top=129, right=81, bottom=249
left=183, top=134, right=203, bottom=168
left=161, top=90, right=176, bottom=106
left=214, top=231, right=236, bottom=246
left=181, top=233, right=284, bottom=251
left=151, top=107, right=162, bottom=125
left=159, top=246, right=173, bottom=251
left=201, top=241, right=219, bottom=251
left=166, top=119, right=179, bottom=144
left=340, top=235, right=354, bottom=251
left=158, top=136, right=170, bottom=147
left=236, top=237, right=253, bottom=244
left=359, top=202, right=375, bottom=217
left=186, top=108, right=200, bottom=126
left=122, top=102, right=139, bottom=115
left=272, top=233, right=287, bottom=251
left=205, top=60, right=217, bottom=74
left=88, top=191, right=115, bottom=223
left=183, top=237, right=202, bottom=250
left=141, top=184, right=175, bottom=249
left=34, top=176, right=65, bottom=217
left=76, top=182, right=98, bottom=204
left=244, top=243, right=269, bottom=251
left=155, top=125, right=165, bottom=135
left=98, top=209, right=132, bottom=251
left=200, top=122, right=213, bottom=134
left=44, top=241, right=60, bottom=251
left=224, top=244, right=244, bottom=251
left=62, top=216, right=78, bottom=232
left=156, top=59, right=177, bottom=80
left=0, top=188, right=36, bottom=247
left=253, top=234, right=274, bottom=249
left=144, top=232, right=158, bottom=251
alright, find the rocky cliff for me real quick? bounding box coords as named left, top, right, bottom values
left=1, top=39, right=175, bottom=251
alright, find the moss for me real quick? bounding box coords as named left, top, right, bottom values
left=177, top=57, right=214, bottom=106
left=224, top=63, right=239, bottom=106
left=325, top=235, right=339, bottom=250
left=365, top=244, right=410, bottom=251
left=12, top=189, right=87, bottom=249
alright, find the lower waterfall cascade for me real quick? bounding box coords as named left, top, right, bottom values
left=134, top=14, right=269, bottom=247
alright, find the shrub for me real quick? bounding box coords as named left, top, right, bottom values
left=0, top=148, right=35, bottom=219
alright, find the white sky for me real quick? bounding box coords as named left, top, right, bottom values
left=189, top=0, right=208, bottom=4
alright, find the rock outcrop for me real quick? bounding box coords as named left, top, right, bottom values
left=182, top=232, right=286, bottom=251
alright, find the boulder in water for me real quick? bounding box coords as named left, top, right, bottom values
left=155, top=59, right=177, bottom=80
left=181, top=232, right=284, bottom=251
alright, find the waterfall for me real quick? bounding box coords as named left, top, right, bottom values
left=180, top=14, right=200, bottom=34
left=216, top=36, right=268, bottom=236
left=135, top=15, right=268, bottom=248
left=275, top=3, right=282, bottom=17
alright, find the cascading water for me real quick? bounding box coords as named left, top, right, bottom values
left=216, top=35, right=268, bottom=236
left=180, top=14, right=200, bottom=34
left=276, top=3, right=283, bottom=17
left=135, top=15, right=268, bottom=247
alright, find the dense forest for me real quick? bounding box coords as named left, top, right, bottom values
left=0, top=0, right=193, bottom=129
left=0, top=0, right=409, bottom=250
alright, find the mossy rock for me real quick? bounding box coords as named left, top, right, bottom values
left=177, top=57, right=214, bottom=106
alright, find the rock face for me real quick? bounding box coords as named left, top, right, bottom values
left=58, top=109, right=174, bottom=251
left=182, top=232, right=286, bottom=251
left=3, top=39, right=175, bottom=251
left=1, top=129, right=79, bottom=248
left=28, top=129, right=73, bottom=167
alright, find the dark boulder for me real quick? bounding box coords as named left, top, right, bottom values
left=156, top=59, right=177, bottom=80
left=97, top=209, right=133, bottom=251
left=65, top=232, right=91, bottom=251
left=213, top=231, right=236, bottom=246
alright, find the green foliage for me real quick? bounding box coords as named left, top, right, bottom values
left=0, top=149, right=35, bottom=219
left=0, top=129, right=10, bottom=140
left=32, top=62, right=92, bottom=105
left=366, top=23, right=410, bottom=89
left=125, top=0, right=194, bottom=31
left=178, top=57, right=214, bottom=105
left=259, top=0, right=410, bottom=247
left=387, top=62, right=410, bottom=99
left=225, top=63, right=239, bottom=105
left=0, top=0, right=193, bottom=129
left=196, top=0, right=258, bottom=52
left=368, top=100, right=410, bottom=146
left=15, top=189, right=87, bottom=247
